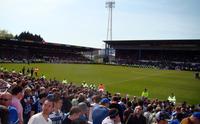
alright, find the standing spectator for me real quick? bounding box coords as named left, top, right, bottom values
left=22, top=66, right=25, bottom=75
left=180, top=112, right=200, bottom=124
left=109, top=96, right=124, bottom=123
left=102, top=108, right=121, bottom=124
left=0, top=91, right=19, bottom=124
left=61, top=91, right=72, bottom=114
left=88, top=95, right=101, bottom=122
left=28, top=98, right=54, bottom=124
left=49, top=94, right=66, bottom=124
left=155, top=111, right=169, bottom=124
left=126, top=105, right=146, bottom=124
left=11, top=86, right=24, bottom=124
left=0, top=105, right=9, bottom=124
left=92, top=98, right=110, bottom=124
left=30, top=68, right=34, bottom=77
left=34, top=67, right=39, bottom=77
left=143, top=105, right=154, bottom=124
left=21, top=87, right=33, bottom=124
left=123, top=101, right=133, bottom=122
left=77, top=102, right=89, bottom=123
left=62, top=106, right=82, bottom=124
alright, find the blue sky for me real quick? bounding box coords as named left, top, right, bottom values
left=1, top=0, right=200, bottom=48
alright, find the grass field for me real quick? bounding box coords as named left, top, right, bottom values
left=1, top=63, right=200, bottom=105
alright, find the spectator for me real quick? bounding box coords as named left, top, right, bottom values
left=0, top=105, right=9, bottom=124
left=0, top=91, right=19, bottom=124
left=21, top=87, right=33, bottom=124
left=102, top=108, right=121, bottom=124
left=28, top=98, right=54, bottom=124
left=49, top=93, right=66, bottom=124
left=126, top=105, right=146, bottom=124
left=181, top=112, right=200, bottom=124
left=92, top=98, right=110, bottom=124
left=109, top=96, right=124, bottom=123
left=11, top=86, right=24, bottom=124
left=62, top=106, right=82, bottom=124
left=88, top=95, right=101, bottom=122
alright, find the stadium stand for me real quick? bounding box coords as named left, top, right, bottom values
left=104, top=39, right=200, bottom=71
left=0, top=39, right=99, bottom=64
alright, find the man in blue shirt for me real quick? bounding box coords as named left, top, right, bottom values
left=92, top=98, right=110, bottom=124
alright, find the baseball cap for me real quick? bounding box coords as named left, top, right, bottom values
left=193, top=112, right=200, bottom=119
left=100, top=98, right=110, bottom=104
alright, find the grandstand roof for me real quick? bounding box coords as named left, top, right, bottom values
left=104, top=39, right=200, bottom=50
left=0, top=39, right=99, bottom=52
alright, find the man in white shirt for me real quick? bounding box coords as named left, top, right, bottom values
left=28, top=98, right=54, bottom=124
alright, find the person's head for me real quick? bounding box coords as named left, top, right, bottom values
left=24, top=87, right=32, bottom=96
left=0, top=92, right=12, bottom=107
left=134, top=105, right=143, bottom=116
left=191, top=112, right=200, bottom=124
left=42, top=99, right=54, bottom=116
left=100, top=98, right=110, bottom=107
left=109, top=108, right=120, bottom=121
left=10, top=86, right=24, bottom=100
left=92, top=95, right=101, bottom=104
left=69, top=106, right=82, bottom=121
left=53, top=93, right=63, bottom=110
left=78, top=102, right=89, bottom=114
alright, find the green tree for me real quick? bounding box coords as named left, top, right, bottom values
left=0, top=29, right=14, bottom=39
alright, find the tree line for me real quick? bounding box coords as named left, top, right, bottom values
left=0, top=29, right=44, bottom=43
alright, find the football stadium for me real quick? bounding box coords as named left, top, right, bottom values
left=0, top=38, right=200, bottom=124
left=1, top=0, right=200, bottom=124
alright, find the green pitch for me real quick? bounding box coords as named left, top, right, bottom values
left=1, top=63, right=200, bottom=104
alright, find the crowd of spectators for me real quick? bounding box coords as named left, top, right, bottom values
left=115, top=51, right=200, bottom=71
left=0, top=52, right=91, bottom=64
left=0, top=67, right=200, bottom=124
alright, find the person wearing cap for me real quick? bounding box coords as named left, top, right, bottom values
left=92, top=98, right=110, bottom=124
left=181, top=112, right=200, bottom=124
left=102, top=108, right=121, bottom=124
